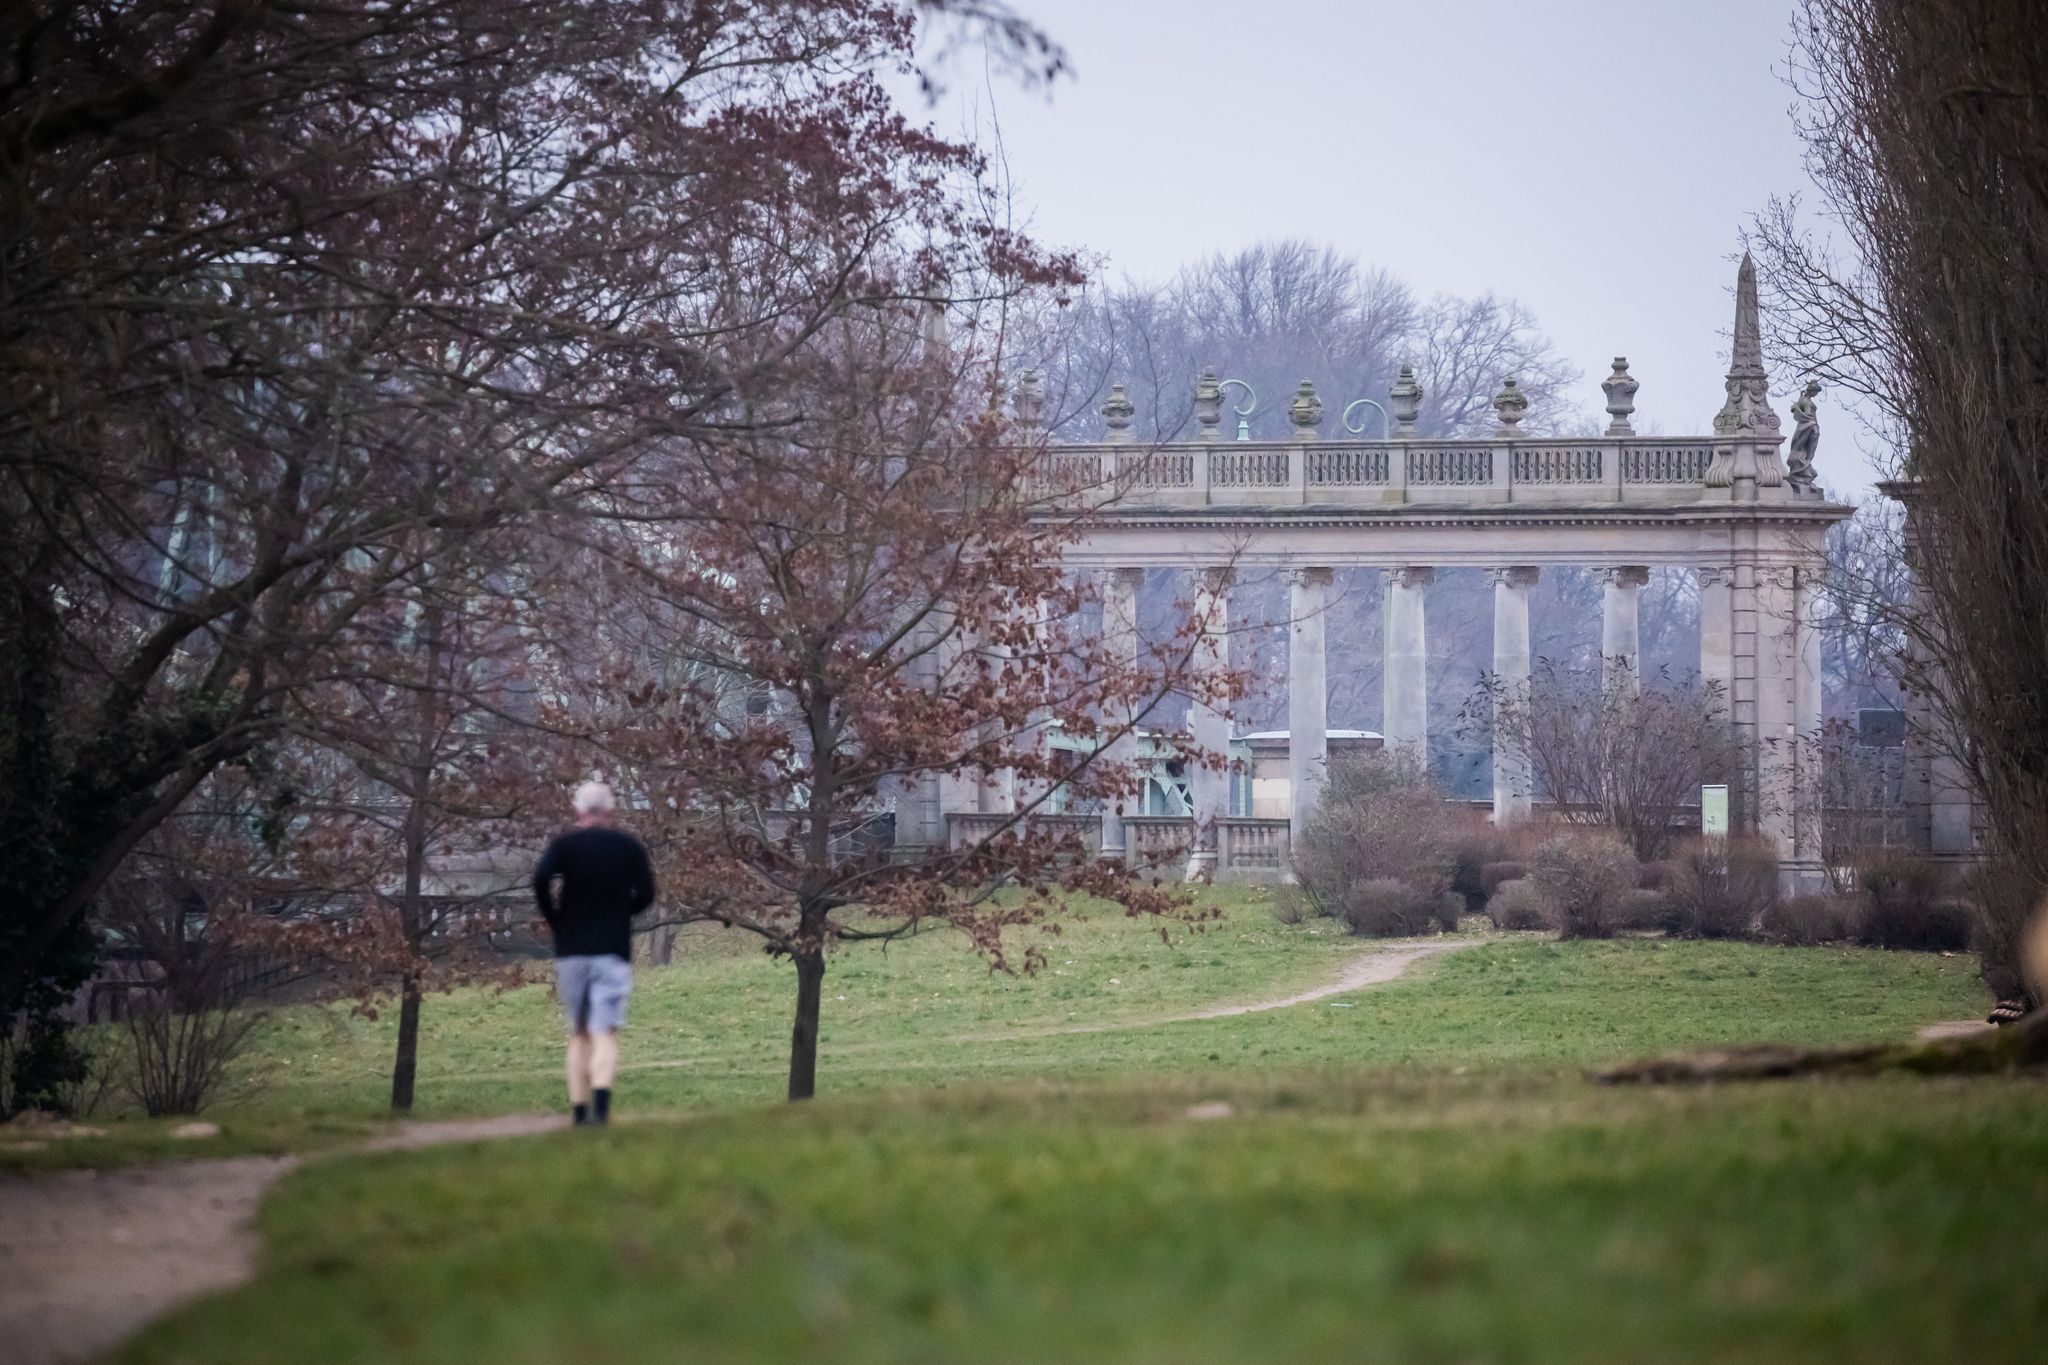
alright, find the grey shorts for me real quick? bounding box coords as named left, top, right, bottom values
left=555, top=954, right=632, bottom=1034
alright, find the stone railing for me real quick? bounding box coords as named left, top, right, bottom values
left=1030, top=437, right=1721, bottom=509
left=946, top=811, right=1102, bottom=856
left=948, top=813, right=1291, bottom=881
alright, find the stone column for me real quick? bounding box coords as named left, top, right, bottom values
left=1384, top=566, right=1433, bottom=766
left=1698, top=567, right=1735, bottom=707
left=1186, top=567, right=1233, bottom=880
left=1287, top=568, right=1333, bottom=848
left=1601, top=566, right=1649, bottom=695
left=1099, top=568, right=1145, bottom=863
left=1794, top=559, right=1826, bottom=870
left=1752, top=564, right=1800, bottom=859
left=1491, top=567, right=1539, bottom=825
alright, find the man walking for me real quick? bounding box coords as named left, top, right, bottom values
left=533, top=780, right=655, bottom=1126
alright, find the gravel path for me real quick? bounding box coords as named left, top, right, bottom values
left=0, top=1114, right=565, bottom=1365
left=0, top=943, right=1471, bottom=1365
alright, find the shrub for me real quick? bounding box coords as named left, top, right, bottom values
left=1341, top=878, right=1452, bottom=938
left=1763, top=894, right=1854, bottom=946
left=1665, top=838, right=1777, bottom=939
left=1480, top=861, right=1529, bottom=898
left=1637, top=860, right=1677, bottom=892
left=1450, top=837, right=1500, bottom=915
left=126, top=997, right=263, bottom=1117
left=1531, top=830, right=1639, bottom=940
left=1270, top=891, right=1312, bottom=926
left=1612, top=888, right=1669, bottom=933
left=1852, top=850, right=1967, bottom=951
left=1853, top=895, right=1974, bottom=953
left=1292, top=752, right=1462, bottom=925
left=1486, top=878, right=1553, bottom=930
left=1963, top=857, right=2043, bottom=1004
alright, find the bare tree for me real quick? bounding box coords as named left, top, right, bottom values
left=1750, top=0, right=2048, bottom=1006
left=1470, top=661, right=1743, bottom=861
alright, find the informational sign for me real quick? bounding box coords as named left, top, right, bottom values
left=1701, top=784, right=1729, bottom=837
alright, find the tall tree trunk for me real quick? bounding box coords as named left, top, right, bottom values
left=390, top=970, right=422, bottom=1111
left=787, top=947, right=825, bottom=1101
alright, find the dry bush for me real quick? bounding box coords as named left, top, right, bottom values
left=1963, top=858, right=2043, bottom=1005
left=1763, top=895, right=1855, bottom=946
left=1340, top=879, right=1458, bottom=938
left=1851, top=850, right=1967, bottom=951
left=126, top=999, right=263, bottom=1117
left=1637, top=861, right=1677, bottom=892
left=1612, top=889, right=1669, bottom=934
left=1531, top=831, right=1639, bottom=940
left=1485, top=879, right=1553, bottom=931
left=1480, top=861, right=1529, bottom=898
left=1666, top=838, right=1778, bottom=940
left=1293, top=752, right=1461, bottom=925
left=1269, top=891, right=1312, bottom=927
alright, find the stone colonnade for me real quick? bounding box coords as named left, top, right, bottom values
left=1089, top=556, right=1829, bottom=871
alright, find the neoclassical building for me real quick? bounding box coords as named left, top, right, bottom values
left=933, top=256, right=1858, bottom=886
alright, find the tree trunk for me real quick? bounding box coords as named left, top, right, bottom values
left=787, top=947, right=825, bottom=1101
left=390, top=971, right=422, bottom=1111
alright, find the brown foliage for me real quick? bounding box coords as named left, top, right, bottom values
left=1531, top=830, right=1639, bottom=940
left=1666, top=838, right=1779, bottom=940
left=1762, top=895, right=1856, bottom=946
left=1486, top=880, right=1554, bottom=932
left=1292, top=752, right=1468, bottom=927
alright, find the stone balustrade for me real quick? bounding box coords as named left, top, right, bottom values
left=1030, top=436, right=1720, bottom=510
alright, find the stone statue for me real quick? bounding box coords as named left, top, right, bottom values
left=1787, top=380, right=1821, bottom=494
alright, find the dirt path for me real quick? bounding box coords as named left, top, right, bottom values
left=0, top=1114, right=565, bottom=1365
left=0, top=943, right=1470, bottom=1365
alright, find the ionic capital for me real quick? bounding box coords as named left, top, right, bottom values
left=1106, top=566, right=1146, bottom=592
left=1392, top=565, right=1435, bottom=591
left=1287, top=566, right=1335, bottom=589
left=1698, top=565, right=1734, bottom=589
left=1602, top=565, right=1650, bottom=589
left=1491, top=566, right=1540, bottom=589
left=1196, top=566, right=1234, bottom=594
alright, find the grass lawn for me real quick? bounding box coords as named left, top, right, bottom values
left=32, top=891, right=2048, bottom=1362
left=4, top=887, right=1991, bottom=1168
left=114, top=1073, right=2048, bottom=1364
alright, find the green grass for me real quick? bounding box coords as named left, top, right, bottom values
left=116, top=1073, right=2048, bottom=1365
left=6, top=889, right=1989, bottom=1168
left=41, top=894, right=2048, bottom=1361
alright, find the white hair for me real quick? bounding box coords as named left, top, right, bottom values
left=572, top=780, right=616, bottom=817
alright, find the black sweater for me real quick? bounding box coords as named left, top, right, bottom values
left=532, top=826, right=656, bottom=959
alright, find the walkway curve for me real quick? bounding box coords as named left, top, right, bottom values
left=0, top=1114, right=564, bottom=1365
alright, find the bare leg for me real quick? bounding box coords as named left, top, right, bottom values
left=566, top=1031, right=593, bottom=1106
left=590, top=1031, right=619, bottom=1091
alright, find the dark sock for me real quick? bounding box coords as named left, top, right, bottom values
left=572, top=1102, right=590, bottom=1126
left=593, top=1088, right=611, bottom=1124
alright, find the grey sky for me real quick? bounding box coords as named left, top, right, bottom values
left=928, top=1, right=1861, bottom=483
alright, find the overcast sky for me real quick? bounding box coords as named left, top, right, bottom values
left=922, top=0, right=1865, bottom=483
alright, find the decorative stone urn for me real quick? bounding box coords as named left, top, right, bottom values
left=1100, top=383, right=1135, bottom=442
left=1601, top=358, right=1638, bottom=436
left=1389, top=365, right=1423, bottom=436
left=1193, top=366, right=1223, bottom=439
left=1287, top=379, right=1324, bottom=439
left=1492, top=377, right=1528, bottom=435
left=1012, top=368, right=1045, bottom=429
